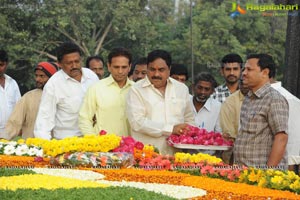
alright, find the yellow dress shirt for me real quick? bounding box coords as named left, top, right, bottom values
left=79, top=75, right=134, bottom=136
left=219, top=90, right=245, bottom=138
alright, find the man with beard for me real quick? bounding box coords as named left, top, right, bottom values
left=5, top=62, right=57, bottom=140
left=126, top=49, right=194, bottom=155
left=212, top=53, right=243, bottom=103
left=79, top=47, right=134, bottom=136
left=34, top=42, right=98, bottom=140
left=192, top=72, right=221, bottom=132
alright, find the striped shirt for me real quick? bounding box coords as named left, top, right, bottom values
left=234, top=83, right=289, bottom=169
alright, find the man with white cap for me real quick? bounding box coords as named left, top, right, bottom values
left=5, top=62, right=58, bottom=140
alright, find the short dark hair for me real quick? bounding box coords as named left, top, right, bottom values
left=0, top=50, right=8, bottom=62
left=221, top=53, right=243, bottom=68
left=108, top=47, right=132, bottom=64
left=86, top=55, right=105, bottom=68
left=170, top=64, right=188, bottom=80
left=246, top=53, right=276, bottom=78
left=133, top=57, right=147, bottom=68
left=147, top=49, right=172, bottom=68
left=56, top=42, right=82, bottom=62
left=194, top=72, right=218, bottom=89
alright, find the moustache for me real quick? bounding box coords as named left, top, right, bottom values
left=228, top=75, right=237, bottom=79
left=151, top=76, right=162, bottom=80
left=71, top=68, right=81, bottom=72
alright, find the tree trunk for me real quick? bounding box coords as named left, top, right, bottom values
left=283, top=0, right=300, bottom=98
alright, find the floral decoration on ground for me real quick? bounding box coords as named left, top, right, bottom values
left=25, top=134, right=121, bottom=157
left=0, top=140, right=43, bottom=157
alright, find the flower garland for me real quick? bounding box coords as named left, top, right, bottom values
left=239, top=168, right=300, bottom=193
left=0, top=155, right=50, bottom=168
left=25, top=134, right=121, bottom=157
left=0, top=140, right=43, bottom=157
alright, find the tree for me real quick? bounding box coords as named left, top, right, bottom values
left=283, top=0, right=300, bottom=98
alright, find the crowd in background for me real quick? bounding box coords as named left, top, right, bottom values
left=0, top=42, right=299, bottom=174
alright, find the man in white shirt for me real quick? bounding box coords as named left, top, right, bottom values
left=271, top=78, right=300, bottom=172
left=34, top=42, right=98, bottom=140
left=191, top=72, right=221, bottom=132
left=0, top=50, right=21, bottom=139
left=126, top=49, right=195, bottom=155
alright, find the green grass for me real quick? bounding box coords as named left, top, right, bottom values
left=0, top=168, right=36, bottom=177
left=0, top=168, right=176, bottom=200
left=0, top=187, right=177, bottom=200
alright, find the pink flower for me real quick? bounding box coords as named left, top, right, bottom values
left=99, top=130, right=107, bottom=135
left=123, top=136, right=136, bottom=145
left=134, top=142, right=144, bottom=150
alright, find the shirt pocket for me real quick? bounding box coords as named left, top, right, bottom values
left=59, top=96, right=82, bottom=114
left=169, top=98, right=186, bottom=118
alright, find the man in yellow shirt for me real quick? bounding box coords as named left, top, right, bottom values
left=79, top=47, right=134, bottom=136
left=219, top=79, right=249, bottom=164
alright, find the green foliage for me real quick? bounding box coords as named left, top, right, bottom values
left=0, top=168, right=36, bottom=177
left=0, top=187, right=176, bottom=200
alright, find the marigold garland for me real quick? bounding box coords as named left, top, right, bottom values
left=0, top=155, right=50, bottom=168
left=25, top=134, right=121, bottom=157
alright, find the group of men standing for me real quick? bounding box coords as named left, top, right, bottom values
left=0, top=42, right=299, bottom=172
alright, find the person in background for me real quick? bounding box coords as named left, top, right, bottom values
left=220, top=79, right=249, bottom=164
left=191, top=72, right=221, bottom=132
left=212, top=53, right=243, bottom=103
left=270, top=75, right=300, bottom=173
left=86, top=55, right=105, bottom=79
left=34, top=42, right=98, bottom=140
left=79, top=47, right=134, bottom=136
left=170, top=63, right=189, bottom=84
left=234, top=54, right=288, bottom=169
left=0, top=50, right=21, bottom=139
left=5, top=62, right=57, bottom=140
left=131, top=57, right=147, bottom=82
left=126, top=49, right=194, bottom=155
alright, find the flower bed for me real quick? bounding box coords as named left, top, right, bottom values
left=1, top=135, right=300, bottom=199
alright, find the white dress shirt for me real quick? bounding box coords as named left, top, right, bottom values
left=126, top=76, right=195, bottom=155
left=34, top=68, right=98, bottom=140
left=271, top=81, right=300, bottom=165
left=191, top=96, right=222, bottom=133
left=0, top=74, right=21, bottom=138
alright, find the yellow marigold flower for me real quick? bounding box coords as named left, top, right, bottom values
left=17, top=139, right=25, bottom=144
left=0, top=174, right=109, bottom=190
left=258, top=177, right=267, bottom=187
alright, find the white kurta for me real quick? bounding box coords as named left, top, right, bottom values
left=0, top=74, right=21, bottom=138
left=126, top=76, right=195, bottom=155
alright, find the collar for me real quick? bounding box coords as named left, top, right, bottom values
left=105, top=74, right=134, bottom=88
left=248, top=83, right=271, bottom=99
left=219, top=83, right=230, bottom=92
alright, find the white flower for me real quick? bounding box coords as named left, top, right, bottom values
left=32, top=168, right=105, bottom=180
left=7, top=141, right=17, bottom=146
left=0, top=143, right=3, bottom=149
left=36, top=148, right=44, bottom=157
left=3, top=145, right=16, bottom=155
left=28, top=147, right=38, bottom=156
left=15, top=144, right=29, bottom=156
